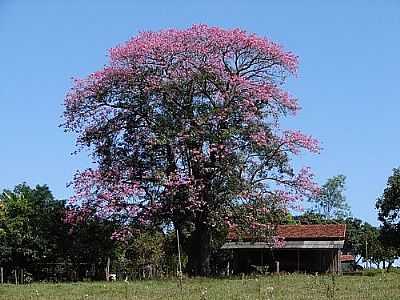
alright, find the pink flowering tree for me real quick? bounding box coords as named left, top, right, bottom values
left=63, top=25, right=320, bottom=275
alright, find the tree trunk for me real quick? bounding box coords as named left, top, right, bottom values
left=386, top=261, right=393, bottom=272
left=186, top=222, right=211, bottom=276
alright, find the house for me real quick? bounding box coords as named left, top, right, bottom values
left=222, top=224, right=346, bottom=274
left=340, top=254, right=356, bottom=272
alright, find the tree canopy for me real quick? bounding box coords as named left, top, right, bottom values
left=376, top=168, right=400, bottom=231
left=376, top=167, right=400, bottom=267
left=308, top=175, right=350, bottom=220
left=63, top=25, right=319, bottom=275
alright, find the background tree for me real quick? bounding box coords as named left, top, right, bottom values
left=63, top=25, right=320, bottom=275
left=376, top=167, right=400, bottom=247
left=374, top=233, right=399, bottom=271
left=342, top=218, right=398, bottom=270
left=63, top=217, right=118, bottom=280
left=0, top=183, right=121, bottom=282
left=0, top=184, right=66, bottom=281
left=296, top=211, right=330, bottom=224
left=376, top=167, right=400, bottom=270
left=368, top=233, right=398, bottom=270
left=124, top=230, right=165, bottom=278
left=342, top=217, right=366, bottom=264
left=308, top=175, right=350, bottom=220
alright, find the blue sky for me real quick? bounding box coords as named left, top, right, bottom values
left=1, top=1, right=399, bottom=225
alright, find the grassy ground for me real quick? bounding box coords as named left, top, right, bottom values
left=0, top=272, right=400, bottom=299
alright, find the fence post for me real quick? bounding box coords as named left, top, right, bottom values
left=1, top=267, right=3, bottom=284
left=106, top=257, right=110, bottom=281
left=176, top=229, right=183, bottom=291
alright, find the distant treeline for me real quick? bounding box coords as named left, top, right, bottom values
left=0, top=179, right=399, bottom=283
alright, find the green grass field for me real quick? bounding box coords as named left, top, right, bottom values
left=1, top=272, right=399, bottom=299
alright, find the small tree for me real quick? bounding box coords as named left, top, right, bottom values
left=63, top=25, right=320, bottom=275
left=309, top=175, right=350, bottom=219
left=343, top=218, right=398, bottom=270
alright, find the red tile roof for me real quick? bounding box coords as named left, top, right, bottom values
left=276, top=224, right=346, bottom=240
left=227, top=224, right=346, bottom=241
left=340, top=254, right=355, bottom=262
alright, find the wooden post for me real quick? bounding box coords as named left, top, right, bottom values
left=366, top=239, right=368, bottom=269
left=176, top=229, right=183, bottom=295
left=276, top=261, right=280, bottom=274
left=0, top=267, right=3, bottom=284
left=105, top=257, right=110, bottom=281
left=14, top=269, right=17, bottom=285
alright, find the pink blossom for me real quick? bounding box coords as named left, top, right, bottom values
left=282, top=130, right=320, bottom=154
left=63, top=25, right=319, bottom=244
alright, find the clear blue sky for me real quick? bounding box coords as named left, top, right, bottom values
left=1, top=1, right=399, bottom=225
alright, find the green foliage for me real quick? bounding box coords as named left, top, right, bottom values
left=0, top=184, right=66, bottom=269
left=124, top=230, right=166, bottom=277
left=343, top=217, right=366, bottom=261
left=309, top=175, right=351, bottom=220
left=377, top=167, right=400, bottom=224
left=65, top=218, right=117, bottom=269
left=0, top=183, right=121, bottom=281
left=296, top=211, right=333, bottom=224
left=343, top=218, right=398, bottom=269
left=376, top=167, right=400, bottom=250
left=375, top=167, right=400, bottom=269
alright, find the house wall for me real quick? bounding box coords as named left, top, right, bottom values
left=231, top=248, right=341, bottom=274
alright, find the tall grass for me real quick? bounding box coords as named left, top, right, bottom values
left=0, top=273, right=399, bottom=299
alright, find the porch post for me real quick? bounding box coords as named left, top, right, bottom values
left=337, top=249, right=342, bottom=274
left=319, top=251, right=322, bottom=273
left=297, top=249, right=300, bottom=272
left=329, top=250, right=333, bottom=273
